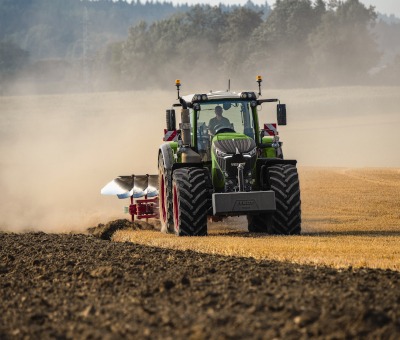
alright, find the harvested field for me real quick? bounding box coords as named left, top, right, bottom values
left=114, top=167, right=400, bottom=270
left=1, top=232, right=399, bottom=339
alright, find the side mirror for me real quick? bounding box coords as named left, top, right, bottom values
left=166, top=109, right=176, bottom=130
left=277, top=104, right=287, bottom=125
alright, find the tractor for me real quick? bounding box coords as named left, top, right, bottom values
left=101, top=76, right=301, bottom=236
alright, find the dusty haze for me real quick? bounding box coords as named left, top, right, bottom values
left=0, top=86, right=399, bottom=232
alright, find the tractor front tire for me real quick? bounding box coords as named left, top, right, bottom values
left=248, top=164, right=301, bottom=235
left=158, top=154, right=174, bottom=233
left=268, top=164, right=301, bottom=235
left=172, top=167, right=208, bottom=236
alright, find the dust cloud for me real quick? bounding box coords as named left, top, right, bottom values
left=0, top=91, right=169, bottom=232
left=0, top=86, right=399, bottom=232
left=274, top=86, right=400, bottom=167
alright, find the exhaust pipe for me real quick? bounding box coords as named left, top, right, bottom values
left=177, top=98, right=201, bottom=163
left=181, top=108, right=191, bottom=146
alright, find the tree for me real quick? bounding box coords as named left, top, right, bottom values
left=219, top=7, right=263, bottom=77
left=249, top=0, right=319, bottom=86
left=308, top=0, right=380, bottom=85
left=95, top=41, right=124, bottom=89
left=117, top=6, right=229, bottom=88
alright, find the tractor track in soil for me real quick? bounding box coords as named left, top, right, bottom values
left=1, top=232, right=399, bottom=339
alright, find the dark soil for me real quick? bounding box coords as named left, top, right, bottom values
left=87, top=219, right=158, bottom=240
left=1, top=232, right=399, bottom=339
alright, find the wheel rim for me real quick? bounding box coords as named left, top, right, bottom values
left=173, top=184, right=179, bottom=232
left=160, top=174, right=166, bottom=223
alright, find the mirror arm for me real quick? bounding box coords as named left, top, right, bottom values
left=257, top=98, right=279, bottom=105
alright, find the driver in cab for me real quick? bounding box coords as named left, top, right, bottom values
left=208, top=105, right=231, bottom=135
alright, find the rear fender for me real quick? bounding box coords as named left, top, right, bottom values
left=159, top=143, right=176, bottom=170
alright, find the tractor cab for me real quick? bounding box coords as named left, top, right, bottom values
left=182, top=91, right=257, bottom=162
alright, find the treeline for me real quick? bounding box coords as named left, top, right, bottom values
left=97, top=0, right=400, bottom=89
left=0, top=0, right=270, bottom=60
left=0, top=0, right=271, bottom=93
left=0, top=0, right=190, bottom=61
left=1, top=0, right=400, bottom=93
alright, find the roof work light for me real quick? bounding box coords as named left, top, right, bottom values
left=257, top=75, right=262, bottom=96
left=175, top=79, right=181, bottom=99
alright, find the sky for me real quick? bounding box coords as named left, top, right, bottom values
left=168, top=0, right=400, bottom=18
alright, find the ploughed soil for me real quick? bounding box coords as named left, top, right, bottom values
left=1, top=232, right=399, bottom=339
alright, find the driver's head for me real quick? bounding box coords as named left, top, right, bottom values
left=215, top=105, right=223, bottom=117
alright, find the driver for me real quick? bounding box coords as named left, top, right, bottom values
left=208, top=105, right=231, bottom=135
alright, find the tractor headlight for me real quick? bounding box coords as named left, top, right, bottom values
left=192, top=94, right=208, bottom=102
left=215, top=148, right=228, bottom=158
left=240, top=92, right=257, bottom=99
left=215, top=148, right=233, bottom=158
left=244, top=147, right=257, bottom=158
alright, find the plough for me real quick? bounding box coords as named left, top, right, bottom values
left=101, top=175, right=158, bottom=221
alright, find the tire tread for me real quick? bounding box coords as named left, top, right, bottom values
left=173, top=168, right=209, bottom=236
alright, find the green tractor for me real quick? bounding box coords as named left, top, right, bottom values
left=159, top=77, right=300, bottom=236
left=102, top=76, right=301, bottom=236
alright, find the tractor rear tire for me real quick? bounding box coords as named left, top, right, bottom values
left=247, top=164, right=301, bottom=235
left=158, top=154, right=174, bottom=233
left=247, top=214, right=272, bottom=233
left=172, top=167, right=208, bottom=236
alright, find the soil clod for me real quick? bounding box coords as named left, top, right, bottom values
left=87, top=219, right=158, bottom=240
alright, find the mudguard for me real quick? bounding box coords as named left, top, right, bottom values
left=159, top=143, right=176, bottom=170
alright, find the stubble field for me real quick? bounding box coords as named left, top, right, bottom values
left=115, top=167, right=400, bottom=270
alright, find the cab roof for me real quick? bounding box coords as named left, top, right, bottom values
left=181, top=90, right=258, bottom=104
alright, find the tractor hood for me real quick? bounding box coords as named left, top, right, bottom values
left=211, top=132, right=257, bottom=192
left=212, top=133, right=256, bottom=155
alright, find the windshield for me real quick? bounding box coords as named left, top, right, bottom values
left=195, top=100, right=255, bottom=139
left=191, top=100, right=255, bottom=161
